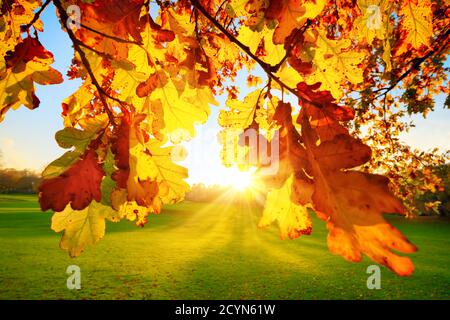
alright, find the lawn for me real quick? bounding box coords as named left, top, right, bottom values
left=0, top=194, right=448, bottom=299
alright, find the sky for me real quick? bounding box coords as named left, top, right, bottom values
left=0, top=4, right=449, bottom=185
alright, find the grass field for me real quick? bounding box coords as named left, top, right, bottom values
left=0, top=194, right=449, bottom=300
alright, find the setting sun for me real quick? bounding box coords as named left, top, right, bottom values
left=228, top=168, right=254, bottom=190
left=217, top=166, right=255, bottom=190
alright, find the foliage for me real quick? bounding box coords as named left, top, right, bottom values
left=0, top=0, right=449, bottom=274
left=415, top=163, right=450, bottom=216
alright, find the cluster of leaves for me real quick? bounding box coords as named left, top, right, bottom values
left=0, top=0, right=448, bottom=275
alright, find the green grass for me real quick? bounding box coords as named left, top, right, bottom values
left=0, top=194, right=449, bottom=299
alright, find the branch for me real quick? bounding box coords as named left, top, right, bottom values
left=189, top=0, right=322, bottom=107
left=54, top=0, right=117, bottom=126
left=22, top=0, right=52, bottom=32
left=373, top=27, right=450, bottom=100
left=79, top=23, right=143, bottom=46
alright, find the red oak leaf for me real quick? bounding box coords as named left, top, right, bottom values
left=39, top=149, right=104, bottom=212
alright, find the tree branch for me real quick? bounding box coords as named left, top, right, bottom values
left=53, top=0, right=117, bottom=126
left=22, top=0, right=52, bottom=32
left=373, top=27, right=450, bottom=100
left=189, top=0, right=322, bottom=107
left=79, top=23, right=143, bottom=46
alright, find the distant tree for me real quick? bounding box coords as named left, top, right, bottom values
left=0, top=168, right=40, bottom=194
left=416, top=164, right=450, bottom=216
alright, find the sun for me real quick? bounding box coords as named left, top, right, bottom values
left=225, top=167, right=255, bottom=191
left=231, top=171, right=253, bottom=190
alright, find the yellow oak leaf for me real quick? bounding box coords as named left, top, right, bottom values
left=51, top=201, right=119, bottom=257
left=259, top=174, right=312, bottom=239
left=398, top=0, right=433, bottom=55
left=238, top=25, right=286, bottom=66
left=219, top=90, right=261, bottom=129
left=299, top=28, right=365, bottom=98
left=128, top=116, right=189, bottom=205
left=150, top=79, right=215, bottom=142
left=146, top=139, right=190, bottom=203
left=227, top=0, right=251, bottom=17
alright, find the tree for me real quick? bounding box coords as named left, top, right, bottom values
left=415, top=163, right=450, bottom=216
left=0, top=0, right=448, bottom=275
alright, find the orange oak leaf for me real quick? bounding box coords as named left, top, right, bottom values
left=265, top=99, right=417, bottom=275
left=265, top=0, right=325, bottom=44
left=39, top=149, right=105, bottom=212
left=136, top=71, right=168, bottom=98
left=77, top=0, right=146, bottom=42
left=296, top=101, right=417, bottom=276
left=296, top=82, right=354, bottom=141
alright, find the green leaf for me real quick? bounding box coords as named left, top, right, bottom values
left=55, top=127, right=96, bottom=151
left=42, top=151, right=81, bottom=179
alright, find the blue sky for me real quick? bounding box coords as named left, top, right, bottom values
left=0, top=4, right=449, bottom=184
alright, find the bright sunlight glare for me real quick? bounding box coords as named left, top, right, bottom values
left=229, top=168, right=254, bottom=190
left=209, top=166, right=256, bottom=190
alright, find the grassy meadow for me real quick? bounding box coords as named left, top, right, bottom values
left=0, top=194, right=449, bottom=299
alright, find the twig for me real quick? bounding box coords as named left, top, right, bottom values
left=80, top=23, right=143, bottom=46
left=22, top=0, right=52, bottom=32
left=190, top=0, right=322, bottom=107
left=368, top=27, right=450, bottom=100
left=271, top=19, right=312, bottom=73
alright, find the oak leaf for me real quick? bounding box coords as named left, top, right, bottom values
left=259, top=174, right=312, bottom=239
left=397, top=0, right=433, bottom=55
left=265, top=0, right=325, bottom=44
left=298, top=29, right=365, bottom=98
left=298, top=108, right=417, bottom=276
left=39, top=149, right=104, bottom=212
left=0, top=37, right=62, bottom=122
left=51, top=201, right=119, bottom=257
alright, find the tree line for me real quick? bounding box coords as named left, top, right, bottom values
left=0, top=150, right=447, bottom=215
left=0, top=168, right=40, bottom=194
